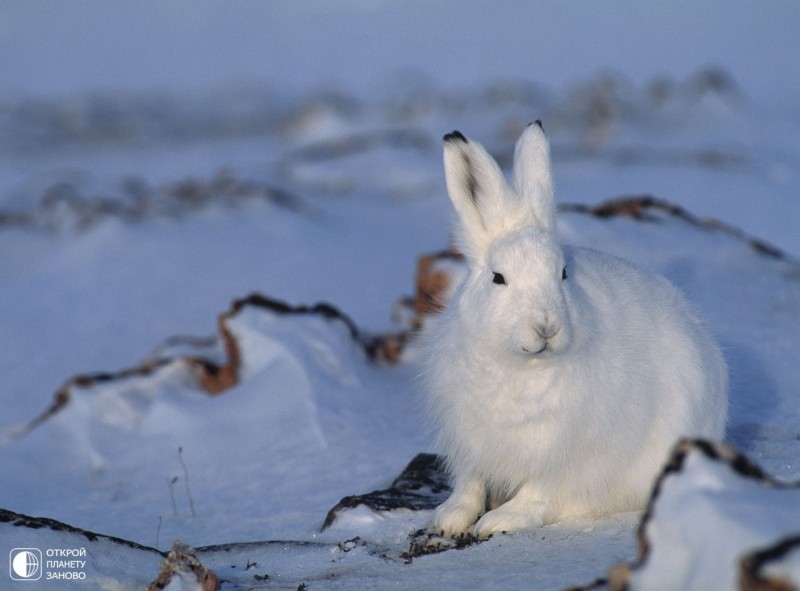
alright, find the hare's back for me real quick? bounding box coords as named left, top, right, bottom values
left=568, top=246, right=697, bottom=324
left=569, top=245, right=727, bottom=437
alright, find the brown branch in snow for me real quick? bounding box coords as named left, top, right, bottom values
left=559, top=195, right=791, bottom=262
left=145, top=541, right=219, bottom=591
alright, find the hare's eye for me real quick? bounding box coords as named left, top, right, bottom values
left=492, top=272, right=507, bottom=285
left=562, top=266, right=568, bottom=281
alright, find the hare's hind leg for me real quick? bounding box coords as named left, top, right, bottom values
left=472, top=483, right=547, bottom=538
left=431, top=476, right=486, bottom=537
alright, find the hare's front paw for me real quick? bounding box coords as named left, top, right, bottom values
left=432, top=498, right=482, bottom=537
left=472, top=501, right=546, bottom=538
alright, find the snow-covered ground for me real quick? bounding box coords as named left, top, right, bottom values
left=1, top=3, right=799, bottom=589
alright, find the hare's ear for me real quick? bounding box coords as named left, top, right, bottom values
left=442, top=131, right=509, bottom=260
left=513, top=120, right=555, bottom=232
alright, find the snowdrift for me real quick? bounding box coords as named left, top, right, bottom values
left=616, top=440, right=800, bottom=591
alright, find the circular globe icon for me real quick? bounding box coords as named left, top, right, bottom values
left=12, top=550, right=40, bottom=579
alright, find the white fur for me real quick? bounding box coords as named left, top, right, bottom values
left=421, top=123, right=728, bottom=538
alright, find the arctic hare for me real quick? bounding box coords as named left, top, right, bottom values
left=421, top=121, right=727, bottom=538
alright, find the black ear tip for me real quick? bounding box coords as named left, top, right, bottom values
left=443, top=130, right=467, bottom=143
left=528, top=119, right=544, bottom=132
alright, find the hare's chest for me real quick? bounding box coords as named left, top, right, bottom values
left=456, top=365, right=577, bottom=488
left=461, top=363, right=569, bottom=429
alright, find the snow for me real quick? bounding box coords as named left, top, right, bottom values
left=626, top=441, right=800, bottom=590
left=1, top=2, right=800, bottom=589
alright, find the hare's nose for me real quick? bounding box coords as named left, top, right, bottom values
left=533, top=322, right=560, bottom=341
